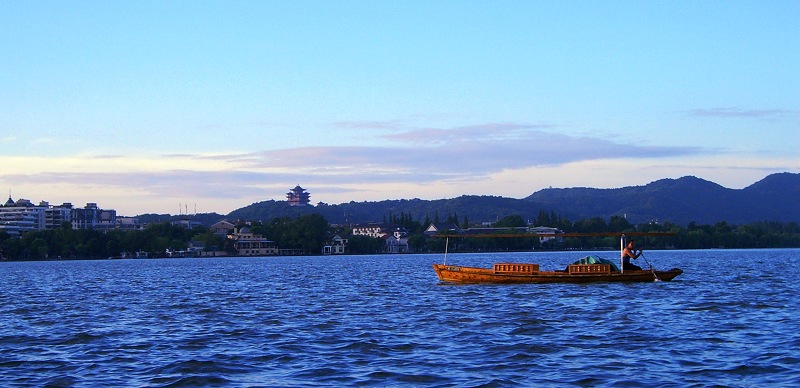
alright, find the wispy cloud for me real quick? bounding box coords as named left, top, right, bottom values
left=32, top=137, right=58, bottom=144
left=0, top=122, right=719, bottom=214
left=383, top=122, right=558, bottom=145
left=687, top=107, right=794, bottom=118
left=195, top=120, right=289, bottom=129
left=1, top=123, right=705, bottom=195
left=91, top=154, right=126, bottom=160
left=4, top=170, right=272, bottom=200
left=334, top=120, right=407, bottom=130
left=203, top=123, right=704, bottom=179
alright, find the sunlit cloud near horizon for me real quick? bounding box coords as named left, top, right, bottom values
left=1, top=2, right=798, bottom=215
left=1, top=122, right=794, bottom=216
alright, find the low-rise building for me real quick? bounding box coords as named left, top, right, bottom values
left=116, top=216, right=144, bottom=231
left=424, top=222, right=461, bottom=236
left=528, top=226, right=564, bottom=245
left=228, top=227, right=278, bottom=256
left=171, top=219, right=202, bottom=230
left=383, top=234, right=409, bottom=253
left=352, top=222, right=408, bottom=238
left=323, top=234, right=348, bottom=254
left=211, top=220, right=235, bottom=237
left=352, top=223, right=409, bottom=253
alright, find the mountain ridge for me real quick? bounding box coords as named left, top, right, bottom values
left=524, top=173, right=799, bottom=225
left=161, top=172, right=799, bottom=227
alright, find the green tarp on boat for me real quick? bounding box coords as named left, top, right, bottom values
left=571, top=255, right=620, bottom=272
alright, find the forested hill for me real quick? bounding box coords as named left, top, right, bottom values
left=218, top=172, right=800, bottom=227
left=524, top=172, right=800, bottom=225
left=226, top=196, right=545, bottom=226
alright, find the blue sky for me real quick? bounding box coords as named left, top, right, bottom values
left=1, top=1, right=798, bottom=216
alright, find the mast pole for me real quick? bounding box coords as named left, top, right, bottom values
left=444, top=237, right=449, bottom=265
left=620, top=234, right=625, bottom=274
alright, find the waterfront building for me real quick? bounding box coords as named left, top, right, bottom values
left=0, top=197, right=45, bottom=236
left=528, top=226, right=564, bottom=244
left=1, top=196, right=117, bottom=235
left=115, top=216, right=144, bottom=231
left=286, top=185, right=310, bottom=206
left=228, top=227, right=278, bottom=256
left=384, top=234, right=409, bottom=254
left=44, top=202, right=73, bottom=229
left=423, top=222, right=461, bottom=236
left=352, top=222, right=409, bottom=239
left=322, top=234, right=348, bottom=254
left=72, top=203, right=116, bottom=230
left=165, top=241, right=204, bottom=258
left=210, top=220, right=235, bottom=237
left=352, top=222, right=409, bottom=253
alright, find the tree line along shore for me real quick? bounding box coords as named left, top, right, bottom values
left=1, top=212, right=799, bottom=261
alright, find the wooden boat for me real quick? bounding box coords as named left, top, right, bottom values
left=433, top=262, right=683, bottom=284
left=432, top=232, right=683, bottom=284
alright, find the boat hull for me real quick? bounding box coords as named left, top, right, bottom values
left=433, top=263, right=683, bottom=284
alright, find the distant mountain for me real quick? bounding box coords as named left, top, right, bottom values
left=161, top=172, right=798, bottom=227
left=227, top=196, right=545, bottom=226
left=524, top=172, right=800, bottom=225
left=736, top=172, right=800, bottom=224
left=135, top=212, right=225, bottom=226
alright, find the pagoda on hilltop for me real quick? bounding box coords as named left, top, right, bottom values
left=286, top=185, right=310, bottom=206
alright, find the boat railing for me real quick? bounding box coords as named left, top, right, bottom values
left=568, top=264, right=612, bottom=275
left=493, top=263, right=539, bottom=274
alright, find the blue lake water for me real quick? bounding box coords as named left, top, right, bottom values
left=1, top=249, right=799, bottom=387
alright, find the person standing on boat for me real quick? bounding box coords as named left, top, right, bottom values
left=622, top=240, right=643, bottom=271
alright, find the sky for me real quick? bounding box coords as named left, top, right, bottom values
left=1, top=1, right=798, bottom=216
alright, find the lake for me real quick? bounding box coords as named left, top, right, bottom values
left=1, top=249, right=799, bottom=386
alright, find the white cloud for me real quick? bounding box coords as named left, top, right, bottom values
left=0, top=123, right=793, bottom=215
left=224, top=124, right=702, bottom=178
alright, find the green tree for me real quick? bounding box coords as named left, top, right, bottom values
left=347, top=235, right=384, bottom=254
left=106, top=240, right=121, bottom=257
left=407, top=234, right=427, bottom=253
left=573, top=217, right=608, bottom=233
left=31, top=238, right=48, bottom=259
left=492, top=215, right=526, bottom=228
left=609, top=215, right=633, bottom=232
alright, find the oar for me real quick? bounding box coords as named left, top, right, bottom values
left=640, top=252, right=661, bottom=282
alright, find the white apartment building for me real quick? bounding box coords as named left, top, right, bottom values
left=1, top=197, right=116, bottom=236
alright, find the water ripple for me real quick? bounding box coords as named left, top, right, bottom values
left=1, top=250, right=799, bottom=386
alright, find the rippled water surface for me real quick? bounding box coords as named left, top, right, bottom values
left=2, top=249, right=799, bottom=386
